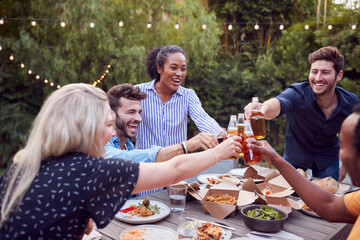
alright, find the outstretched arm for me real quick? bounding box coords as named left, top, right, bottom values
left=155, top=132, right=219, bottom=162
left=132, top=136, right=242, bottom=194
left=248, top=140, right=356, bottom=223
left=244, top=98, right=281, bottom=120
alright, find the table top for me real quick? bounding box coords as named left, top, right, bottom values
left=97, top=189, right=353, bottom=240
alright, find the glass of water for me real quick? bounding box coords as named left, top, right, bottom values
left=177, top=214, right=199, bottom=240
left=169, top=184, right=187, bottom=213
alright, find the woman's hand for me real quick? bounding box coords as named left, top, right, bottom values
left=247, top=140, right=283, bottom=166
left=213, top=135, right=242, bottom=161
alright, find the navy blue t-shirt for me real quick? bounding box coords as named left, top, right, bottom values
left=0, top=152, right=139, bottom=239
left=276, top=82, right=360, bottom=170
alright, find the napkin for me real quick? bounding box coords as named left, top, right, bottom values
left=81, top=228, right=102, bottom=240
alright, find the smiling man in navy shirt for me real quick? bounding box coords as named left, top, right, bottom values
left=244, top=46, right=360, bottom=180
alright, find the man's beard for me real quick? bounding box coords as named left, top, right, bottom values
left=115, top=117, right=139, bottom=139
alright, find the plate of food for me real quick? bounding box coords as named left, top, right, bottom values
left=197, top=174, right=240, bottom=185
left=120, top=225, right=177, bottom=240
left=115, top=198, right=171, bottom=224
left=197, top=222, right=232, bottom=240
left=298, top=200, right=321, bottom=218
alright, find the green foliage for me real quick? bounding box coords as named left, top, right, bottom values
left=0, top=103, right=32, bottom=168
left=1, top=0, right=359, bottom=168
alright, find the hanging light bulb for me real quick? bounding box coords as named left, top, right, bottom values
left=119, top=20, right=124, bottom=27
left=228, top=24, right=233, bottom=30
left=31, top=19, right=36, bottom=26
left=20, top=62, right=25, bottom=68
left=305, top=24, right=309, bottom=30
left=90, top=21, right=95, bottom=28
left=279, top=24, right=284, bottom=30
left=328, top=24, right=333, bottom=30
left=44, top=78, right=48, bottom=83
left=60, top=20, right=66, bottom=28
left=147, top=22, right=151, bottom=28
left=28, top=69, right=32, bottom=74
left=50, top=82, right=54, bottom=86
left=351, top=24, right=356, bottom=30
left=9, top=54, right=14, bottom=61
left=0, top=18, right=4, bottom=25
left=202, top=23, right=207, bottom=30
left=175, top=22, right=179, bottom=30
left=254, top=23, right=259, bottom=30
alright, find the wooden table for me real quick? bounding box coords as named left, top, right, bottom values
left=97, top=190, right=353, bottom=240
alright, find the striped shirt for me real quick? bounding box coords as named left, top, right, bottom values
left=136, top=80, right=223, bottom=149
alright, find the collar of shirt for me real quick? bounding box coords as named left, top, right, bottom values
left=146, top=79, right=185, bottom=97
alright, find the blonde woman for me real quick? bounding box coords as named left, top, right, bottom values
left=0, top=83, right=242, bottom=239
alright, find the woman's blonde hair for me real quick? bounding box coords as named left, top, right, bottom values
left=1, top=83, right=108, bottom=226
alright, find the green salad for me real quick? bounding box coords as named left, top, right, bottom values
left=246, top=205, right=283, bottom=220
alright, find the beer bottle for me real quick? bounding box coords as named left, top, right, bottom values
left=227, top=115, right=238, bottom=136
left=227, top=115, right=238, bottom=160
left=250, top=97, right=266, bottom=139
left=243, top=120, right=262, bottom=165
left=237, top=113, right=245, bottom=157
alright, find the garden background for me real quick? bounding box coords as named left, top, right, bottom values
left=1, top=0, right=359, bottom=172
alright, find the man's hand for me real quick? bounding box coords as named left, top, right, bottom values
left=248, top=140, right=283, bottom=166
left=338, top=165, right=347, bottom=182
left=186, top=132, right=218, bottom=152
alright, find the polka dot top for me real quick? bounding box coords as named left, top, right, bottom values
left=0, top=152, right=139, bottom=239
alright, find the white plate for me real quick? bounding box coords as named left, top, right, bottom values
left=197, top=174, right=240, bottom=185
left=115, top=199, right=171, bottom=224
left=119, top=225, right=177, bottom=240
left=230, top=168, right=248, bottom=177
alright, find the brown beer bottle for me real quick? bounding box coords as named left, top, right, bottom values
left=243, top=120, right=262, bottom=165
left=250, top=97, right=266, bottom=139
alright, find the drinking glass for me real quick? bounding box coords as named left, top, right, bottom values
left=177, top=214, right=199, bottom=240
left=169, top=184, right=187, bottom=213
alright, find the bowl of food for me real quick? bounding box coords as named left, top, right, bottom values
left=241, top=204, right=288, bottom=232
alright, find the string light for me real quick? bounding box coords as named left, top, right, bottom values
left=9, top=54, right=14, bottom=61
left=44, top=79, right=48, bottom=83
left=305, top=24, right=309, bottom=30
left=0, top=44, right=3, bottom=51
left=31, top=19, right=36, bottom=26
left=36, top=75, right=40, bottom=79
left=93, top=64, right=111, bottom=86
left=175, top=22, right=179, bottom=30
left=20, top=62, right=25, bottom=68
left=147, top=22, right=151, bottom=28
left=0, top=18, right=4, bottom=25
left=60, top=20, right=66, bottom=28
left=351, top=24, right=356, bottom=30
left=202, top=23, right=207, bottom=30
left=279, top=24, right=284, bottom=30
left=90, top=21, right=95, bottom=28
left=254, top=23, right=259, bottom=30
left=50, top=82, right=54, bottom=86
left=57, top=85, right=60, bottom=89
left=328, top=24, right=333, bottom=30
left=119, top=20, right=124, bottom=27
left=228, top=24, right=233, bottom=30
left=28, top=69, right=32, bottom=74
